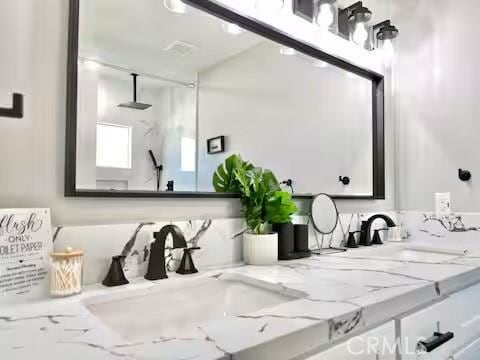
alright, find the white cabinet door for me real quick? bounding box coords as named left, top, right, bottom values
left=399, top=282, right=480, bottom=360
left=453, top=337, right=480, bottom=360
left=306, top=322, right=396, bottom=360
left=399, top=300, right=457, bottom=360
left=447, top=282, right=480, bottom=346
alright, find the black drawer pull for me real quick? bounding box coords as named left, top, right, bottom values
left=417, top=332, right=454, bottom=353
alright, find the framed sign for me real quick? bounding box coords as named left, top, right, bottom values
left=0, top=209, right=53, bottom=302
left=207, top=136, right=225, bottom=154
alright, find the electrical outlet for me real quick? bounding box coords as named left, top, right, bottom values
left=435, top=192, right=451, bottom=217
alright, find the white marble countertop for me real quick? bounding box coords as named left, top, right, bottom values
left=3, top=240, right=480, bottom=360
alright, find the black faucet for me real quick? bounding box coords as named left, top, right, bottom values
left=359, top=214, right=396, bottom=246
left=145, top=224, right=187, bottom=280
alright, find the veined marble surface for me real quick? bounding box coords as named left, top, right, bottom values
left=3, top=241, right=480, bottom=360
left=49, top=212, right=396, bottom=287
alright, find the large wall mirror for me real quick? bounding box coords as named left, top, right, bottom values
left=66, top=0, right=385, bottom=199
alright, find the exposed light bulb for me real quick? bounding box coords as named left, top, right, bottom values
left=164, top=0, right=187, bottom=14
left=83, top=59, right=101, bottom=71
left=280, top=46, right=296, bottom=56
left=314, top=60, right=328, bottom=68
left=352, top=22, right=369, bottom=47
left=222, top=22, right=244, bottom=35
left=316, top=4, right=334, bottom=31
left=255, top=0, right=284, bottom=12
left=382, top=39, right=394, bottom=65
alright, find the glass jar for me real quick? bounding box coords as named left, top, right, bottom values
left=50, top=248, right=84, bottom=297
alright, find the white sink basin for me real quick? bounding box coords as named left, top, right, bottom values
left=85, top=273, right=304, bottom=341
left=355, top=245, right=463, bottom=263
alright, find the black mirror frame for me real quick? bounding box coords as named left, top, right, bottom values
left=65, top=0, right=385, bottom=200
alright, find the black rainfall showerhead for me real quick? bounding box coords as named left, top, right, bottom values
left=118, top=73, right=152, bottom=110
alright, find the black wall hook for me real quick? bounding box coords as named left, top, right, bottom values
left=459, top=169, right=472, bottom=182
left=281, top=179, right=294, bottom=193
left=0, top=93, right=24, bottom=119
left=339, top=176, right=350, bottom=185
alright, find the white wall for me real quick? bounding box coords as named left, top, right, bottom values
left=0, top=0, right=395, bottom=227
left=197, top=42, right=373, bottom=196
left=394, top=0, right=480, bottom=212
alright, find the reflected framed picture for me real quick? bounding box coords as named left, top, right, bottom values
left=207, top=136, right=225, bottom=154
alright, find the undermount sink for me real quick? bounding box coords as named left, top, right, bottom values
left=358, top=245, right=464, bottom=263
left=85, top=273, right=305, bottom=341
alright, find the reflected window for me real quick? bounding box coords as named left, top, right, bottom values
left=181, top=137, right=196, bottom=172
left=96, top=123, right=132, bottom=168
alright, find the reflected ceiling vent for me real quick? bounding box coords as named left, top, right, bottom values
left=163, top=40, right=198, bottom=56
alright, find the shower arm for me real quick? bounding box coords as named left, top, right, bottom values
left=132, top=73, right=137, bottom=103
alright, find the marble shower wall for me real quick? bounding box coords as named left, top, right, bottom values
left=53, top=212, right=398, bottom=286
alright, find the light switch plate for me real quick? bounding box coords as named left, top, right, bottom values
left=435, top=192, right=451, bottom=217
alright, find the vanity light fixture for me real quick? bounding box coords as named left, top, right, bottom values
left=315, top=0, right=338, bottom=32
left=222, top=21, right=244, bottom=35
left=292, top=0, right=338, bottom=33
left=373, top=20, right=399, bottom=63
left=256, top=0, right=284, bottom=13
left=352, top=22, right=369, bottom=47
left=164, top=0, right=187, bottom=14
left=338, top=1, right=372, bottom=49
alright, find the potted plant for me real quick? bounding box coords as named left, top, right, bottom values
left=213, top=154, right=298, bottom=265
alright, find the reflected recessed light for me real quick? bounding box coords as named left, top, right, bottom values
left=164, top=0, right=187, bottom=14
left=314, top=60, right=328, bottom=68
left=280, top=46, right=296, bottom=56
left=83, top=59, right=101, bottom=71
left=338, top=2, right=372, bottom=48
left=222, top=22, right=244, bottom=35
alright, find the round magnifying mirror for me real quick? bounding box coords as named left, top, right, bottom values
left=310, top=193, right=339, bottom=234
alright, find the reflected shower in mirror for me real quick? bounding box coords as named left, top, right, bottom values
left=73, top=0, right=377, bottom=197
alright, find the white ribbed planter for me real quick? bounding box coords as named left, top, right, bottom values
left=243, top=232, right=278, bottom=266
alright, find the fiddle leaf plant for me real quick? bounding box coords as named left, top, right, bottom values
left=213, top=154, right=298, bottom=234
